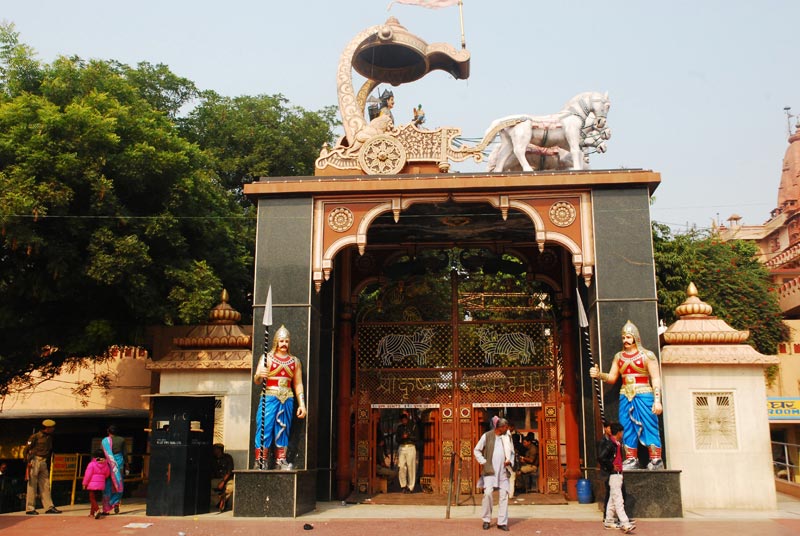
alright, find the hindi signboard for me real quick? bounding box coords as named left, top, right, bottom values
left=767, top=397, right=800, bottom=421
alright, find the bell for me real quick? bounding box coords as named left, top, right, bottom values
left=352, top=18, right=469, bottom=86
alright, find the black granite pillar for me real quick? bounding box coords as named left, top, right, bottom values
left=238, top=197, right=320, bottom=517
left=584, top=187, right=666, bottom=469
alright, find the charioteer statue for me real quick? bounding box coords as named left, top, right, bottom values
left=253, top=325, right=307, bottom=469
left=590, top=320, right=663, bottom=470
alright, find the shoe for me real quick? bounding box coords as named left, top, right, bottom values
left=482, top=522, right=491, bottom=530
left=622, top=458, right=640, bottom=471
left=647, top=458, right=664, bottom=470
left=114, top=504, right=120, bottom=514
left=497, top=525, right=509, bottom=531
left=45, top=507, right=62, bottom=514
left=403, top=488, right=411, bottom=494
left=603, top=521, right=618, bottom=529
left=621, top=524, right=635, bottom=534
left=94, top=510, right=102, bottom=520
left=26, top=510, right=38, bottom=516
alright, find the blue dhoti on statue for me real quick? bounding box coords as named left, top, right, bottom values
left=255, top=395, right=294, bottom=449
left=619, top=392, right=661, bottom=449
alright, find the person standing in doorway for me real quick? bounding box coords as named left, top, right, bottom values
left=518, top=432, right=539, bottom=493
left=101, top=424, right=127, bottom=514
left=24, top=419, right=61, bottom=515
left=474, top=417, right=514, bottom=531
left=395, top=411, right=418, bottom=493
left=598, top=423, right=635, bottom=533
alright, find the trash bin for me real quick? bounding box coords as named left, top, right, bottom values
left=576, top=478, right=593, bottom=504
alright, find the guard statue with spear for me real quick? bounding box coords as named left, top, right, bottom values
left=590, top=320, right=663, bottom=471
left=253, top=287, right=307, bottom=469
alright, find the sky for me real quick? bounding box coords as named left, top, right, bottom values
left=3, top=0, right=799, bottom=232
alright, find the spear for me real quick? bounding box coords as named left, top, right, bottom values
left=258, top=285, right=273, bottom=469
left=576, top=289, right=605, bottom=423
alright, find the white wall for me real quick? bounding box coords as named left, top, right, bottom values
left=3, top=354, right=151, bottom=412
left=663, top=364, right=777, bottom=510
left=158, top=370, right=251, bottom=467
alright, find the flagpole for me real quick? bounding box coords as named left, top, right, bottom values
left=458, top=0, right=466, bottom=49
left=576, top=289, right=605, bottom=424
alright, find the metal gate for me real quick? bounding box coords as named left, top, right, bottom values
left=353, top=318, right=562, bottom=495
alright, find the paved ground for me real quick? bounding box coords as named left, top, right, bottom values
left=2, top=493, right=799, bottom=536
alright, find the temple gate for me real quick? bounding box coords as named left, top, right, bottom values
left=238, top=15, right=663, bottom=516
left=350, top=252, right=563, bottom=496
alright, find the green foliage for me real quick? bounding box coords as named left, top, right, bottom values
left=357, top=248, right=555, bottom=323
left=0, top=23, right=42, bottom=95
left=0, top=24, right=258, bottom=393
left=165, top=260, right=223, bottom=325
left=653, top=222, right=788, bottom=355
left=179, top=92, right=338, bottom=201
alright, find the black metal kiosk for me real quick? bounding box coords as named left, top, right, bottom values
left=146, top=395, right=215, bottom=516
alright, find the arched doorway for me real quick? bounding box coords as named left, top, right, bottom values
left=350, top=248, right=564, bottom=497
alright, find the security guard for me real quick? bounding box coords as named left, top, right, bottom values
left=24, top=419, right=62, bottom=515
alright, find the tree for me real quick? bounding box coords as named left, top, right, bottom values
left=652, top=222, right=788, bottom=355
left=0, top=24, right=254, bottom=395
left=179, top=92, right=338, bottom=202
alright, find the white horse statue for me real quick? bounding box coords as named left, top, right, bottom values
left=487, top=126, right=611, bottom=172
left=484, top=91, right=611, bottom=172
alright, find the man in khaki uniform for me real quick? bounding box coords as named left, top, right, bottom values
left=24, top=419, right=62, bottom=515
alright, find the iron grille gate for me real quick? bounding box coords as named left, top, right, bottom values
left=354, top=319, right=562, bottom=496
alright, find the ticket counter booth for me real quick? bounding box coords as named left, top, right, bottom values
left=146, top=395, right=215, bottom=516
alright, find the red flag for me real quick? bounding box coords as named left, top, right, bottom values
left=389, top=0, right=460, bottom=9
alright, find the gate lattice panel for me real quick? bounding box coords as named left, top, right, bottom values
left=355, top=319, right=561, bottom=496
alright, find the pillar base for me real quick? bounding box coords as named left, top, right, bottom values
left=590, top=468, right=683, bottom=518
left=233, top=469, right=316, bottom=517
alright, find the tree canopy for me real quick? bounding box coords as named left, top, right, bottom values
left=653, top=222, right=788, bottom=355
left=0, top=24, right=337, bottom=395
left=180, top=92, right=338, bottom=202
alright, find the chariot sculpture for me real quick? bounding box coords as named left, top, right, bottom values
left=315, top=18, right=611, bottom=176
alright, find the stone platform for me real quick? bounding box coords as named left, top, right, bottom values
left=233, top=469, right=316, bottom=517
left=590, top=469, right=682, bottom=518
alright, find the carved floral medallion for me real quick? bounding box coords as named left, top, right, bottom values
left=328, top=207, right=355, bottom=232
left=548, top=201, right=576, bottom=227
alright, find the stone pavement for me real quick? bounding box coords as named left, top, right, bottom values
left=1, top=493, right=799, bottom=536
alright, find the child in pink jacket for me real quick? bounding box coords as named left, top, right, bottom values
left=83, top=449, right=110, bottom=519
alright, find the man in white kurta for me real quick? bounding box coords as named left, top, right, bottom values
left=474, top=418, right=515, bottom=531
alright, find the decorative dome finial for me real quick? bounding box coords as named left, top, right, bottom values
left=209, top=288, right=241, bottom=324
left=674, top=282, right=713, bottom=318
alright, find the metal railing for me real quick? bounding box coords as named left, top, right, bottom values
left=772, top=441, right=800, bottom=483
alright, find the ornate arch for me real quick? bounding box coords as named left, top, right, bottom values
left=312, top=192, right=595, bottom=291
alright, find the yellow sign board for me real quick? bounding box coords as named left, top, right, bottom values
left=50, top=453, right=79, bottom=481
left=767, top=397, right=800, bottom=421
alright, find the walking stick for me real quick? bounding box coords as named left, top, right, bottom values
left=576, top=289, right=606, bottom=424
left=445, top=452, right=456, bottom=519
left=258, top=286, right=273, bottom=470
